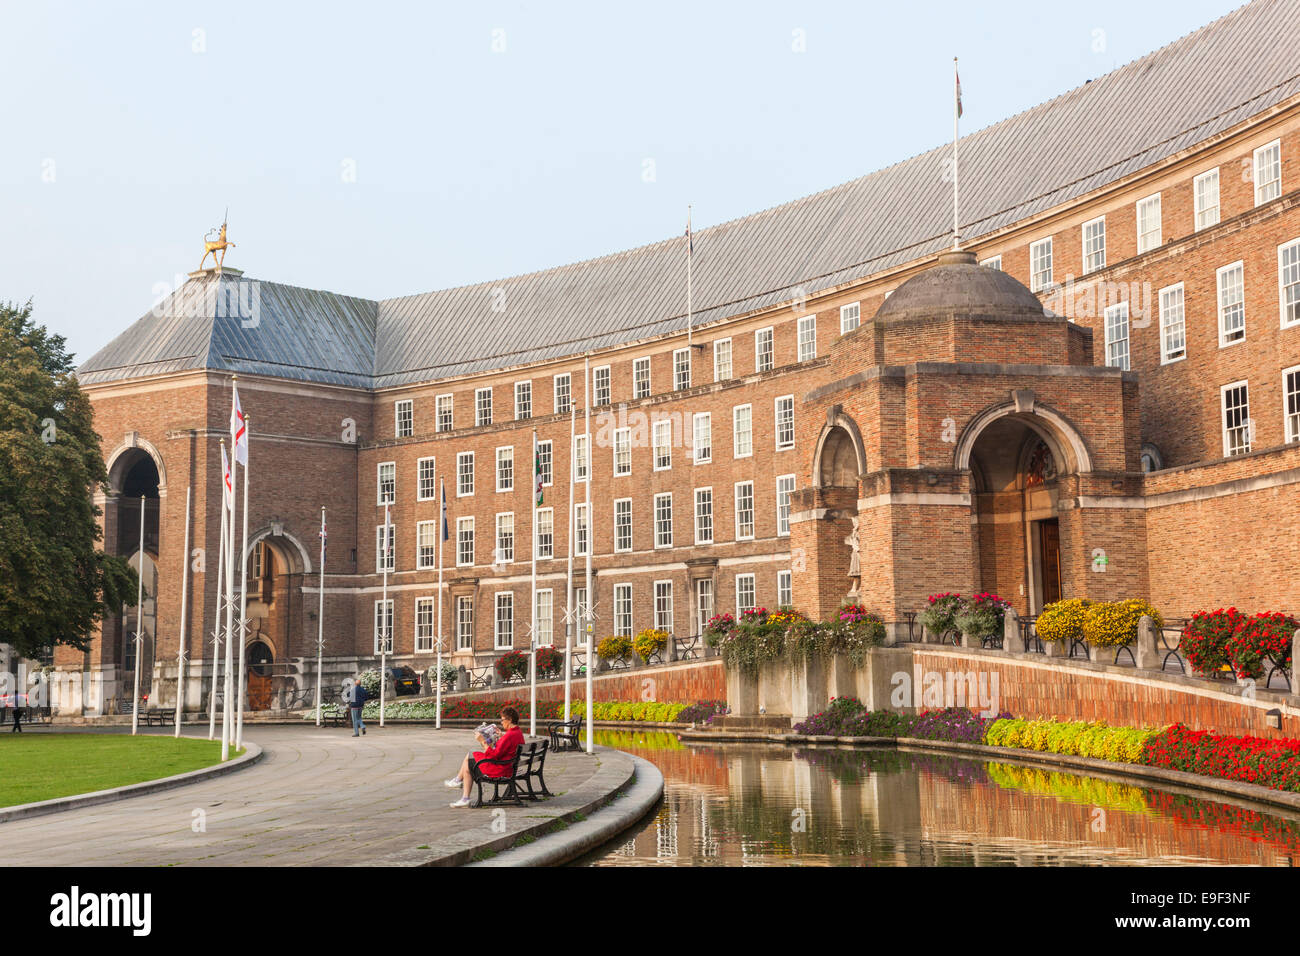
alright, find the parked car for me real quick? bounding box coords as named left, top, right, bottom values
left=389, top=666, right=421, bottom=696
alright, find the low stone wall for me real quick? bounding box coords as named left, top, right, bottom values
left=440, top=658, right=726, bottom=706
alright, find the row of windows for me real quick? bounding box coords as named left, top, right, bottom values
left=377, top=398, right=796, bottom=503
left=373, top=477, right=798, bottom=572
left=370, top=570, right=794, bottom=652
left=1218, top=370, right=1300, bottom=458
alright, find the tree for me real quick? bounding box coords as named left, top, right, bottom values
left=0, top=300, right=137, bottom=659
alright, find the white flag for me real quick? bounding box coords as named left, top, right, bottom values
left=230, top=383, right=248, bottom=466
left=221, top=443, right=233, bottom=509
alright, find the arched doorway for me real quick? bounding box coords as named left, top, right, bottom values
left=108, top=447, right=162, bottom=699
left=241, top=530, right=309, bottom=708
left=799, top=411, right=869, bottom=617
left=246, top=640, right=274, bottom=711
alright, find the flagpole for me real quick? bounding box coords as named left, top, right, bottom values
left=435, top=478, right=445, bottom=731
left=221, top=443, right=237, bottom=762
left=529, top=427, right=538, bottom=738
left=686, top=205, right=694, bottom=347
left=316, top=507, right=325, bottom=727
left=209, top=445, right=227, bottom=740
left=235, top=416, right=251, bottom=749
left=131, top=494, right=145, bottom=736
left=583, top=355, right=594, bottom=755
left=952, top=56, right=961, bottom=251
left=381, top=501, right=389, bottom=727
left=564, top=403, right=575, bottom=722
left=174, top=485, right=191, bottom=738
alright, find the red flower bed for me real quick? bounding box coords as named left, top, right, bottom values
left=440, top=697, right=564, bottom=721
left=1225, top=611, right=1297, bottom=681
left=1140, top=723, right=1300, bottom=792
left=1180, top=607, right=1243, bottom=676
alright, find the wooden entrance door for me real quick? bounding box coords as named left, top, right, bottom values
left=1039, top=519, right=1061, bottom=606
left=246, top=641, right=274, bottom=711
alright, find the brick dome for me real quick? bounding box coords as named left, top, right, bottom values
left=874, top=249, right=1045, bottom=322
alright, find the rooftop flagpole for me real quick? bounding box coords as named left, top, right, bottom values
left=685, top=205, right=694, bottom=346
left=953, top=57, right=962, bottom=250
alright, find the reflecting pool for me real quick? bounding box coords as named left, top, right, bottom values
left=579, top=730, right=1300, bottom=866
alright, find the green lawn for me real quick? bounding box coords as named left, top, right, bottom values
left=0, top=734, right=242, bottom=808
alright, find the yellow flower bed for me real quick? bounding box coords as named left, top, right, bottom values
left=1035, top=598, right=1091, bottom=643
left=1081, top=598, right=1163, bottom=647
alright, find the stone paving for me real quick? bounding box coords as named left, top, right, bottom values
left=0, top=724, right=616, bottom=865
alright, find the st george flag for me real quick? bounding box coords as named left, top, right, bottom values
left=230, top=382, right=248, bottom=466
left=221, top=443, right=234, bottom=509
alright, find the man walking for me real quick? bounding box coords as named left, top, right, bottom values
left=345, top=679, right=368, bottom=736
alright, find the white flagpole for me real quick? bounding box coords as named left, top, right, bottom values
left=564, top=403, right=575, bottom=722
left=221, top=444, right=237, bottom=761
left=235, top=416, right=251, bottom=749
left=584, top=355, right=594, bottom=755
left=131, top=494, right=145, bottom=736
left=175, top=485, right=192, bottom=738
left=435, top=479, right=445, bottom=731
left=952, top=56, right=961, bottom=251
left=209, top=446, right=227, bottom=740
left=686, top=205, right=694, bottom=347
left=381, top=501, right=389, bottom=727
left=316, top=507, right=325, bottom=727
left=529, top=427, right=538, bottom=738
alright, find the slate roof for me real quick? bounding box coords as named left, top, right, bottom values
left=79, top=0, right=1300, bottom=390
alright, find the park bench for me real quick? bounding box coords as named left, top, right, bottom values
left=467, top=739, right=551, bottom=807
left=16, top=706, right=52, bottom=727
left=143, top=708, right=175, bottom=727
left=546, top=716, right=583, bottom=752
left=323, top=709, right=350, bottom=728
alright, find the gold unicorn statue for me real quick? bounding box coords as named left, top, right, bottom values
left=199, top=215, right=235, bottom=271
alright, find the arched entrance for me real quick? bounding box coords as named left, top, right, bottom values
left=246, top=640, right=274, bottom=710
left=795, top=410, right=869, bottom=618
left=107, top=447, right=163, bottom=698
left=241, top=530, right=309, bottom=709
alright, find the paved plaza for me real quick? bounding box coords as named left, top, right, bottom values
left=1, top=725, right=624, bottom=865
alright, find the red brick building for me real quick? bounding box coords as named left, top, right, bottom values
left=64, top=0, right=1300, bottom=712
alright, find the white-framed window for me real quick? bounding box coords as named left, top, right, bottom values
left=574, top=587, right=589, bottom=645
left=1280, top=239, right=1300, bottom=328
left=1195, top=169, right=1220, bottom=231
left=840, top=302, right=861, bottom=333
left=574, top=433, right=589, bottom=482
left=1029, top=237, right=1053, bottom=292
left=536, top=508, right=554, bottom=559
left=395, top=399, right=413, bottom=438
left=614, top=498, right=633, bottom=552
left=475, top=387, right=493, bottom=426
left=797, top=315, right=817, bottom=361
left=1136, top=193, right=1162, bottom=254
left=415, top=596, right=435, bottom=652
left=456, top=451, right=474, bottom=496
left=495, top=512, right=514, bottom=564
left=653, top=419, right=672, bottom=470
left=417, top=456, right=436, bottom=501
left=494, top=592, right=514, bottom=649
left=537, top=439, right=553, bottom=486
left=654, top=493, right=673, bottom=548
left=1221, top=381, right=1251, bottom=457
left=776, top=474, right=795, bottom=537
left=735, top=574, right=756, bottom=614
left=456, top=516, right=475, bottom=567
left=692, top=412, right=711, bottom=463
left=553, top=373, right=572, bottom=415
left=777, top=569, right=793, bottom=607
left=456, top=595, right=474, bottom=651
left=373, top=599, right=393, bottom=654
left=734, top=481, right=754, bottom=540
left=695, top=578, right=714, bottom=635
left=1284, top=365, right=1300, bottom=445
left=755, top=327, right=774, bottom=372
left=416, top=520, right=437, bottom=570
left=1159, top=283, right=1186, bottom=363
left=375, top=522, right=395, bottom=573
left=633, top=357, right=651, bottom=398
left=496, top=446, right=514, bottom=492
left=654, top=581, right=674, bottom=633
left=377, top=461, right=396, bottom=504
left=979, top=256, right=1002, bottom=271
left=1082, top=217, right=1106, bottom=274
left=694, top=487, right=713, bottom=545
left=613, top=427, right=632, bottom=476
left=1217, top=262, right=1246, bottom=346
left=436, top=393, right=453, bottom=433
left=533, top=589, right=553, bottom=646
left=1104, top=302, right=1130, bottom=371
left=673, top=348, right=691, bottom=391
left=775, top=395, right=795, bottom=450
left=574, top=502, right=589, bottom=556
left=514, top=381, right=532, bottom=420
left=733, top=404, right=752, bottom=458
left=713, top=338, right=733, bottom=381
left=1255, top=139, right=1282, bottom=206
left=613, top=584, right=633, bottom=637
left=593, top=365, right=611, bottom=406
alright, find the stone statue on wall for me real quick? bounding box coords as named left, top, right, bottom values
left=845, top=516, right=861, bottom=598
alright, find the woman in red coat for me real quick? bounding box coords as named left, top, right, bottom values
left=447, top=706, right=524, bottom=807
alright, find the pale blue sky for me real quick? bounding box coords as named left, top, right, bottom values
left=1, top=0, right=1243, bottom=362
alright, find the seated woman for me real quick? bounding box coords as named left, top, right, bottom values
left=447, top=706, right=524, bottom=808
